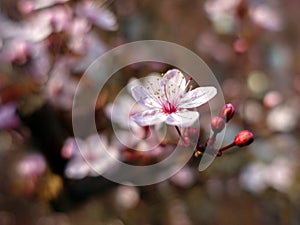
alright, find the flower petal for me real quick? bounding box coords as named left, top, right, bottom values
left=180, top=86, right=217, bottom=108
left=165, top=110, right=199, bottom=127
left=162, top=69, right=186, bottom=91
left=131, top=110, right=167, bottom=126
left=131, top=86, right=161, bottom=109
left=127, top=78, right=142, bottom=93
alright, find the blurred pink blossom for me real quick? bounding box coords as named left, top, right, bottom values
left=76, top=0, right=118, bottom=31
left=64, top=134, right=119, bottom=179
left=240, top=157, right=295, bottom=193
left=249, top=3, right=283, bottom=31
left=0, top=103, right=20, bottom=130
left=45, top=59, right=77, bottom=110
left=16, top=153, right=46, bottom=178
left=18, top=0, right=70, bottom=13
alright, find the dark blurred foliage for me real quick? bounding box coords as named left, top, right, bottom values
left=0, top=0, right=300, bottom=225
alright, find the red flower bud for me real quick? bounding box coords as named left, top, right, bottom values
left=219, top=103, right=235, bottom=122
left=234, top=130, right=254, bottom=147
left=211, top=116, right=226, bottom=133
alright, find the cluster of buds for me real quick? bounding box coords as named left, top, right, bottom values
left=195, top=103, right=254, bottom=157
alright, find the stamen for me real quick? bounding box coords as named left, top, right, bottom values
left=183, top=76, right=193, bottom=92
left=144, top=77, right=164, bottom=106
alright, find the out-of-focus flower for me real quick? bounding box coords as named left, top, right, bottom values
left=13, top=153, right=47, bottom=198
left=0, top=103, right=20, bottom=130
left=241, top=100, right=264, bottom=124
left=240, top=162, right=268, bottom=193
left=64, top=134, right=119, bottom=179
left=18, top=0, right=70, bottom=13
left=204, top=0, right=240, bottom=34
left=0, top=39, right=50, bottom=82
left=267, top=105, right=298, bottom=132
left=114, top=185, right=140, bottom=210
left=16, top=153, right=46, bottom=178
left=0, top=0, right=118, bottom=82
left=240, top=157, right=294, bottom=193
left=61, top=137, right=78, bottom=159
left=45, top=58, right=77, bottom=110
left=263, top=91, right=282, bottom=108
left=170, top=166, right=196, bottom=188
left=66, top=17, right=91, bottom=54
left=26, top=43, right=51, bottom=82
left=71, top=32, right=106, bottom=72
left=249, top=3, right=283, bottom=31
left=0, top=12, right=52, bottom=42
left=48, top=5, right=72, bottom=33
left=75, top=0, right=118, bottom=31
left=130, top=69, right=217, bottom=127
left=0, top=39, right=32, bottom=64
left=205, top=0, right=283, bottom=33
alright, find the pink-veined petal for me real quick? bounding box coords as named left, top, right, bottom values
left=162, top=69, right=187, bottom=91
left=131, top=86, right=161, bottom=109
left=131, top=110, right=167, bottom=126
left=165, top=110, right=199, bottom=127
left=180, top=86, right=217, bottom=108
left=127, top=78, right=141, bottom=93
left=131, top=85, right=147, bottom=101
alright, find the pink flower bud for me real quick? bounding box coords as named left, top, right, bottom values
left=211, top=116, right=225, bottom=133
left=234, top=130, right=254, bottom=147
left=219, top=103, right=235, bottom=122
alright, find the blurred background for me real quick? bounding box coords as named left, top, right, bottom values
left=0, top=0, right=300, bottom=224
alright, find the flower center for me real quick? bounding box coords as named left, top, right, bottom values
left=162, top=101, right=177, bottom=114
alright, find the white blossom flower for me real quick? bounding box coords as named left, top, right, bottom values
left=130, top=69, right=217, bottom=127
left=64, top=134, right=119, bottom=179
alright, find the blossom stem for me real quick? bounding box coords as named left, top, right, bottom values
left=175, top=126, right=182, bottom=138
left=218, top=142, right=236, bottom=152
left=142, top=126, right=151, bottom=139
left=207, top=133, right=217, bottom=148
